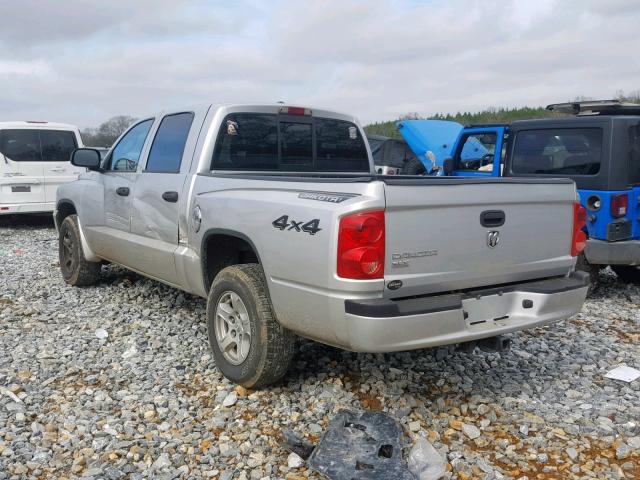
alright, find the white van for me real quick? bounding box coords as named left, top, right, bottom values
left=0, top=121, right=85, bottom=215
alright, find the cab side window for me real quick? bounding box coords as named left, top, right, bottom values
left=145, top=113, right=194, bottom=173
left=109, top=119, right=154, bottom=172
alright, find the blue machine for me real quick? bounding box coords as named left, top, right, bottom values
left=398, top=101, right=640, bottom=281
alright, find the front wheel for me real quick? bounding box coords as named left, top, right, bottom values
left=58, top=214, right=101, bottom=286
left=611, top=265, right=640, bottom=284
left=206, top=264, right=296, bottom=388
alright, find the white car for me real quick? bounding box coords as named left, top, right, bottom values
left=0, top=121, right=84, bottom=215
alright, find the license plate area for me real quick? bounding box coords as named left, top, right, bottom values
left=11, top=186, right=31, bottom=193
left=462, top=293, right=514, bottom=329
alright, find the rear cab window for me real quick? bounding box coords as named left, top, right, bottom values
left=0, top=129, right=77, bottom=162
left=280, top=121, right=313, bottom=170
left=511, top=128, right=602, bottom=176
left=211, top=113, right=370, bottom=172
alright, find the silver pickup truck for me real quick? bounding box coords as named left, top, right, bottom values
left=55, top=104, right=589, bottom=387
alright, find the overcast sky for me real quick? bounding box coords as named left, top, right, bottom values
left=1, top=0, right=638, bottom=128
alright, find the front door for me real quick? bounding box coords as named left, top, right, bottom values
left=41, top=129, right=85, bottom=203
left=90, top=119, right=155, bottom=264
left=451, top=127, right=506, bottom=177
left=129, top=112, right=195, bottom=285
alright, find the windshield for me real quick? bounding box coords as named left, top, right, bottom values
left=511, top=128, right=602, bottom=175
left=212, top=114, right=370, bottom=172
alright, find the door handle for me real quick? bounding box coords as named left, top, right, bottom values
left=480, top=210, right=506, bottom=228
left=162, top=191, right=179, bottom=203
left=116, top=187, right=130, bottom=196
left=50, top=168, right=65, bottom=172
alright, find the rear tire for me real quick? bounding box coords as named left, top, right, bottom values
left=401, top=157, right=427, bottom=175
left=58, top=215, right=101, bottom=286
left=206, top=264, right=296, bottom=388
left=611, top=265, right=640, bottom=284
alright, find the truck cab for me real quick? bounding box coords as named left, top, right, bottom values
left=398, top=101, right=640, bottom=282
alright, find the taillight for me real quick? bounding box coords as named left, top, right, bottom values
left=610, top=194, right=628, bottom=218
left=337, top=210, right=385, bottom=279
left=571, top=202, right=587, bottom=257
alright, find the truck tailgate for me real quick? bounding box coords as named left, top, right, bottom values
left=383, top=177, right=577, bottom=297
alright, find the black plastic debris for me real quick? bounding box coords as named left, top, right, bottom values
left=281, top=428, right=316, bottom=460
left=308, top=410, right=415, bottom=480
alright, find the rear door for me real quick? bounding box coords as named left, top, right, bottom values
left=383, top=177, right=576, bottom=297
left=0, top=129, right=45, bottom=205
left=128, top=111, right=197, bottom=284
left=41, top=129, right=85, bottom=203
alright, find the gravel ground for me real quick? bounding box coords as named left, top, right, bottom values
left=0, top=216, right=638, bottom=480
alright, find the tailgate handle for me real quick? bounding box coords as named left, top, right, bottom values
left=480, top=210, right=505, bottom=227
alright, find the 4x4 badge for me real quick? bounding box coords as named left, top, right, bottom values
left=487, top=231, right=500, bottom=248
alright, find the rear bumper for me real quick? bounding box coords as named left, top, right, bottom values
left=585, top=238, right=640, bottom=266
left=342, top=272, right=589, bottom=352
left=0, top=202, right=54, bottom=215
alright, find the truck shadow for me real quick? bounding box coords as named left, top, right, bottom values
left=0, top=214, right=55, bottom=230
left=284, top=329, right=593, bottom=406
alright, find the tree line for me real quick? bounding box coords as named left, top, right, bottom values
left=364, top=90, right=640, bottom=139
left=80, top=116, right=137, bottom=147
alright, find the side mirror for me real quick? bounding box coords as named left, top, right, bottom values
left=71, top=148, right=102, bottom=171
left=442, top=157, right=454, bottom=176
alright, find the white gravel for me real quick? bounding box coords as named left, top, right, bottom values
left=0, top=216, right=639, bottom=479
